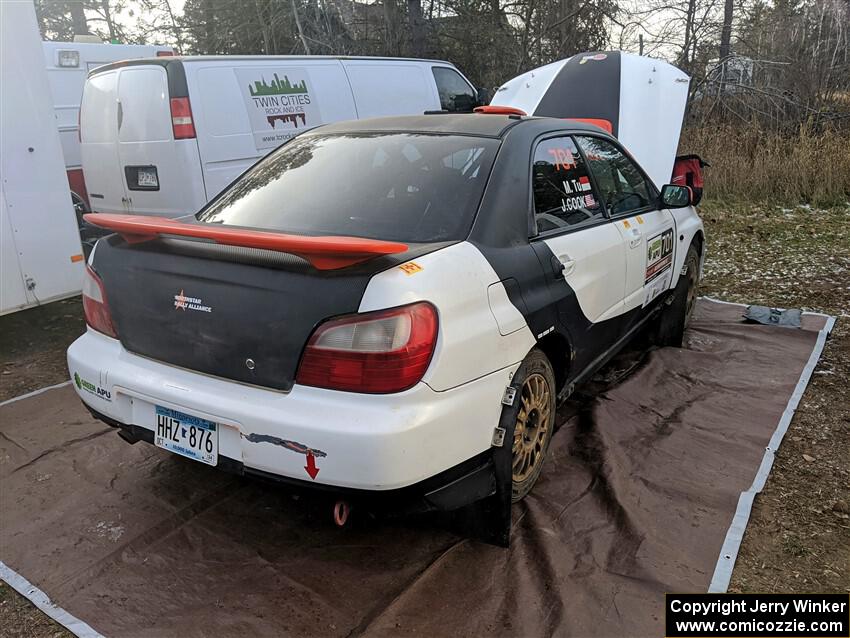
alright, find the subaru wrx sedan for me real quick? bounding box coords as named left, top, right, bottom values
left=69, top=114, right=703, bottom=543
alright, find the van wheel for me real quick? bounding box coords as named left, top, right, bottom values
left=654, top=244, right=699, bottom=348
left=506, top=348, right=556, bottom=502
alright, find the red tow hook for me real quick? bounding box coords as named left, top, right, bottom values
left=333, top=500, right=351, bottom=527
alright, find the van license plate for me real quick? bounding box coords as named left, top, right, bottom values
left=154, top=405, right=218, bottom=465
left=138, top=168, right=158, bottom=188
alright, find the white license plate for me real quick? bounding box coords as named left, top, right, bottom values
left=154, top=405, right=218, bottom=465
left=138, top=169, right=158, bottom=188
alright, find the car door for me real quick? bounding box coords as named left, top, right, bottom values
left=576, top=135, right=676, bottom=326
left=528, top=135, right=628, bottom=372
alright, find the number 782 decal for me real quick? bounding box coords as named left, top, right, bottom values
left=645, top=228, right=674, bottom=283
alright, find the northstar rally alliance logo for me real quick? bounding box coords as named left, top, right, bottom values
left=174, top=290, right=212, bottom=313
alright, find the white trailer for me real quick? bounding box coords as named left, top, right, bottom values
left=1, top=1, right=86, bottom=315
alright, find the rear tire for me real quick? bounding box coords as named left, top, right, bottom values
left=654, top=244, right=699, bottom=348
left=504, top=348, right=556, bottom=502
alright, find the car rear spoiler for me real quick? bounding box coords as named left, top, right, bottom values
left=83, top=214, right=409, bottom=270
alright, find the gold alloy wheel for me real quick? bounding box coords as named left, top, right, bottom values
left=512, top=372, right=553, bottom=483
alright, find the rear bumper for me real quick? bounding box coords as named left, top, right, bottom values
left=67, top=329, right=516, bottom=493
left=84, top=404, right=498, bottom=515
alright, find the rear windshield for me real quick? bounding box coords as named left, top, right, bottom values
left=196, top=133, right=499, bottom=243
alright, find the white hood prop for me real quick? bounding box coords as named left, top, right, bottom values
left=493, top=52, right=690, bottom=189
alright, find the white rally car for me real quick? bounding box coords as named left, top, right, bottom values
left=68, top=55, right=703, bottom=544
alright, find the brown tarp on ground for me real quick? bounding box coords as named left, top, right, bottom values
left=0, top=300, right=832, bottom=637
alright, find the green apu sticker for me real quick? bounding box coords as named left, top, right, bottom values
left=74, top=372, right=111, bottom=401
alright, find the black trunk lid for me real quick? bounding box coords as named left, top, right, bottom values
left=93, top=236, right=432, bottom=391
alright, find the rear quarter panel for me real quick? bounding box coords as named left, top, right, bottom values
left=359, top=242, right=536, bottom=392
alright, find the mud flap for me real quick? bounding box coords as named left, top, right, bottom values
left=484, top=438, right=514, bottom=547
left=442, top=448, right=512, bottom=547
left=440, top=392, right=517, bottom=547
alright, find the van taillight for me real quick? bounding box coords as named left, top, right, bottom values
left=170, top=97, right=196, bottom=139
left=296, top=302, right=438, bottom=393
left=157, top=50, right=175, bottom=56
left=82, top=265, right=118, bottom=338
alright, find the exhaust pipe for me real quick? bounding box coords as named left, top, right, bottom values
left=332, top=500, right=351, bottom=527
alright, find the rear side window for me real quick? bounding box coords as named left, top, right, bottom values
left=197, top=133, right=499, bottom=243
left=576, top=136, right=655, bottom=216
left=432, top=67, right=476, bottom=112
left=532, top=136, right=603, bottom=234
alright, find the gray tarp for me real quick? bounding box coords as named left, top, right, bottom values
left=0, top=299, right=831, bottom=637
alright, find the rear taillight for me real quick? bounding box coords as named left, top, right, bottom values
left=82, top=265, right=118, bottom=338
left=170, top=97, right=196, bottom=139
left=296, top=302, right=438, bottom=393
left=156, top=50, right=175, bottom=56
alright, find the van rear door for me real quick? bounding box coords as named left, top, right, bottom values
left=117, top=66, right=197, bottom=217
left=80, top=70, right=128, bottom=213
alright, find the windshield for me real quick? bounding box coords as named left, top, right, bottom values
left=197, top=132, right=500, bottom=243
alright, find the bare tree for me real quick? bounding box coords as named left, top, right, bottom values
left=408, top=0, right=426, bottom=57
left=69, top=0, right=89, bottom=34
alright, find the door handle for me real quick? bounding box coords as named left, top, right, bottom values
left=117, top=100, right=123, bottom=130
left=557, top=254, right=577, bottom=276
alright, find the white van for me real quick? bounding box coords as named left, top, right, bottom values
left=43, top=40, right=173, bottom=211
left=80, top=56, right=481, bottom=217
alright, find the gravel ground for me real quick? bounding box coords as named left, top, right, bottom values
left=1, top=201, right=848, bottom=636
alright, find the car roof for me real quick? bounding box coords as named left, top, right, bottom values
left=310, top=114, right=611, bottom=139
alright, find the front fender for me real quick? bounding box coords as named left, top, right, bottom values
left=669, top=205, right=705, bottom=289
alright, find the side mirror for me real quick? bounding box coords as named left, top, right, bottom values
left=660, top=184, right=693, bottom=209
left=476, top=87, right=490, bottom=107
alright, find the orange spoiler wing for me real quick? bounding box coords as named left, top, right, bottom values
left=473, top=105, right=527, bottom=116
left=84, top=214, right=409, bottom=271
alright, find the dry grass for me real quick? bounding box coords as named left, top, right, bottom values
left=680, top=124, right=850, bottom=207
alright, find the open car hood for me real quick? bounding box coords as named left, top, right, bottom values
left=493, top=51, right=690, bottom=189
